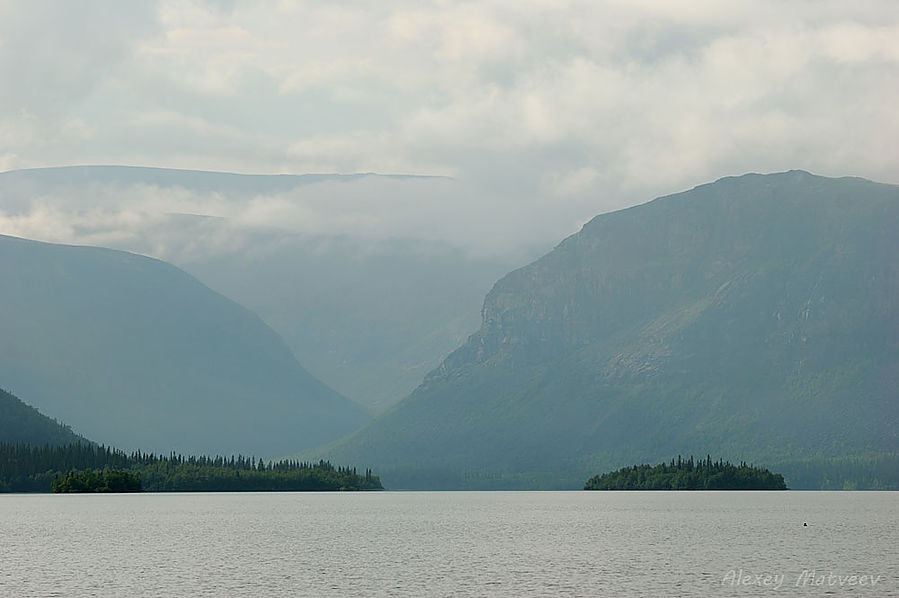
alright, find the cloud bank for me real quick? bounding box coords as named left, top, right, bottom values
left=1, top=0, right=897, bottom=252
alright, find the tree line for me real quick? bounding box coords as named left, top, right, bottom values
left=0, top=442, right=382, bottom=492
left=584, top=455, right=787, bottom=490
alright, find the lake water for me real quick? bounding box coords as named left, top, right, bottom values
left=1, top=491, right=896, bottom=597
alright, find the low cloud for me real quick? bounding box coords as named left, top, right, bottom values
left=0, top=174, right=564, bottom=260
left=0, top=1, right=897, bottom=252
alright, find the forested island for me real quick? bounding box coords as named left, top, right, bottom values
left=0, top=442, right=382, bottom=493
left=52, top=469, right=143, bottom=493
left=585, top=456, right=787, bottom=490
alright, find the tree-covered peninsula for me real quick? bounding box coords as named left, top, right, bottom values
left=585, top=456, right=787, bottom=490
left=1, top=443, right=382, bottom=493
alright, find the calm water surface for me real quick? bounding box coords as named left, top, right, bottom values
left=1, top=491, right=896, bottom=597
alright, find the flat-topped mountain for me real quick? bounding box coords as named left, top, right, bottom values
left=0, top=234, right=369, bottom=455
left=0, top=164, right=435, bottom=195
left=316, top=171, right=899, bottom=488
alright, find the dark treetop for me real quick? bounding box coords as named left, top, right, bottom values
left=584, top=456, right=787, bottom=490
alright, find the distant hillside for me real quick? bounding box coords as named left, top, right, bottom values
left=185, top=236, right=516, bottom=411
left=0, top=165, right=517, bottom=411
left=0, top=234, right=369, bottom=455
left=0, top=387, right=86, bottom=446
left=316, top=171, right=899, bottom=489
left=0, top=164, right=433, bottom=198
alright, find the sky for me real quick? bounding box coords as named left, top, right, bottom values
left=0, top=0, right=897, bottom=254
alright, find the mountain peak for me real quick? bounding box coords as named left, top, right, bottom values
left=318, top=171, right=899, bottom=489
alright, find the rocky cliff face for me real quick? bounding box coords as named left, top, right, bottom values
left=435, top=170, right=898, bottom=375
left=321, top=171, right=899, bottom=488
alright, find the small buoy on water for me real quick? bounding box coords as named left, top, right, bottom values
left=803, top=522, right=808, bottom=526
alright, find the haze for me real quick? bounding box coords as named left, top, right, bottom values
left=1, top=0, right=897, bottom=256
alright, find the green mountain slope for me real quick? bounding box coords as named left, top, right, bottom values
left=0, top=387, right=86, bottom=446
left=0, top=165, right=521, bottom=411
left=0, top=234, right=368, bottom=455
left=317, top=171, right=899, bottom=488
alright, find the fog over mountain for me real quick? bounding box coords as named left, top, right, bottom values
left=2, top=5, right=899, bottom=597
left=185, top=235, right=516, bottom=410
left=316, top=171, right=899, bottom=489
left=0, top=233, right=369, bottom=455
left=2, top=2, right=896, bottom=207
left=4, top=2, right=899, bottom=410
left=0, top=166, right=523, bottom=408
left=1, top=2, right=897, bottom=485
left=0, top=165, right=557, bottom=258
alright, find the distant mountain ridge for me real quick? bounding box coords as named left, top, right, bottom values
left=0, top=165, right=514, bottom=411
left=316, top=171, right=899, bottom=488
left=0, top=164, right=443, bottom=192
left=0, top=234, right=369, bottom=455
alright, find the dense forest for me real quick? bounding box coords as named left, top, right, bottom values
left=584, top=456, right=787, bottom=490
left=0, top=443, right=382, bottom=492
